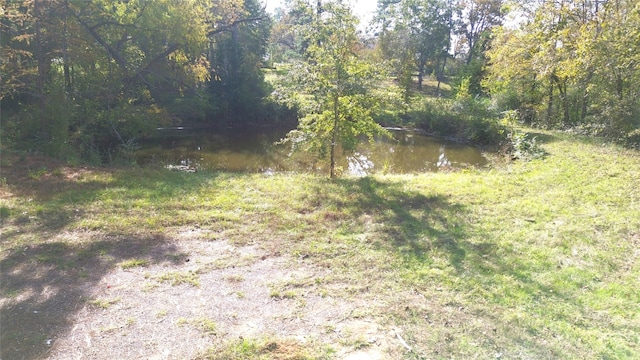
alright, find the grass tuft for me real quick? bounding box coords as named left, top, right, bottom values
left=87, top=297, right=121, bottom=309
left=196, top=337, right=316, bottom=360
left=118, top=258, right=149, bottom=269
left=155, top=271, right=200, bottom=287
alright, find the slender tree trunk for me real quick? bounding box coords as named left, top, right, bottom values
left=63, top=0, right=71, bottom=96
left=555, top=77, right=569, bottom=126
left=616, top=73, right=623, bottom=99
left=75, top=16, right=130, bottom=78
left=437, top=53, right=448, bottom=95
left=33, top=0, right=51, bottom=139
left=34, top=0, right=45, bottom=99
left=547, top=81, right=554, bottom=125
left=465, top=36, right=475, bottom=65
left=316, top=1, right=323, bottom=48
left=580, top=70, right=594, bottom=122
left=330, top=94, right=339, bottom=178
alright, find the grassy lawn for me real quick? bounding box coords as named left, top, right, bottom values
left=1, top=129, right=639, bottom=359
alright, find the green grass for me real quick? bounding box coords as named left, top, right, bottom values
left=195, top=337, right=319, bottom=360
left=1, top=129, right=639, bottom=358
left=194, top=318, right=218, bottom=336
left=118, top=258, right=149, bottom=269
left=87, top=297, right=121, bottom=309
left=155, top=270, right=200, bottom=287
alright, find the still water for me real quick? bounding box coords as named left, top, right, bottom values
left=136, top=127, right=487, bottom=175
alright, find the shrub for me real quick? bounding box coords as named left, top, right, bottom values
left=508, top=131, right=546, bottom=160
left=623, top=128, right=640, bottom=150
left=409, top=96, right=508, bottom=147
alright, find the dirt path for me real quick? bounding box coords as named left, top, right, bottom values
left=2, top=229, right=406, bottom=359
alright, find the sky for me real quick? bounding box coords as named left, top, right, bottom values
left=261, top=0, right=379, bottom=26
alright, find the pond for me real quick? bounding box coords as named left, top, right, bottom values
left=136, top=127, right=488, bottom=176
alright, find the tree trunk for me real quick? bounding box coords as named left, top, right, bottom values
left=63, top=0, right=71, bottom=95
left=616, top=73, right=623, bottom=100
left=465, top=36, right=475, bottom=65
left=547, top=82, right=554, bottom=125
left=555, top=77, right=569, bottom=126
left=34, top=0, right=45, bottom=99
left=330, top=95, right=339, bottom=178
left=75, top=16, right=130, bottom=78
left=437, top=53, right=448, bottom=95
left=580, top=70, right=594, bottom=122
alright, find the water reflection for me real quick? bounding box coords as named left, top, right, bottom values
left=437, top=146, right=451, bottom=168
left=347, top=152, right=375, bottom=177
left=136, top=128, right=487, bottom=175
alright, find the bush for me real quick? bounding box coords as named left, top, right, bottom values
left=623, top=128, right=640, bottom=150
left=508, top=131, right=546, bottom=160
left=3, top=89, right=74, bottom=159
left=409, top=96, right=508, bottom=147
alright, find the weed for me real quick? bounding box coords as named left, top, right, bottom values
left=3, top=288, right=21, bottom=298
left=224, top=274, right=245, bottom=283
left=351, top=337, right=371, bottom=350
left=87, top=297, right=121, bottom=309
left=196, top=337, right=314, bottom=360
left=156, top=271, right=200, bottom=287
left=99, top=325, right=119, bottom=334
left=118, top=258, right=149, bottom=269
left=0, top=206, right=10, bottom=221
left=269, top=289, right=282, bottom=299
left=282, top=290, right=297, bottom=299
left=207, top=254, right=258, bottom=270
left=194, top=318, right=218, bottom=336
left=28, top=167, right=47, bottom=179
left=269, top=283, right=298, bottom=300
left=509, top=131, right=546, bottom=160
left=167, top=253, right=190, bottom=263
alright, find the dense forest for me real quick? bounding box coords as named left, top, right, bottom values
left=1, top=0, right=639, bottom=165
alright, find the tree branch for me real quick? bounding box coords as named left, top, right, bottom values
left=129, top=44, right=180, bottom=85
left=208, top=16, right=266, bottom=37
left=74, top=15, right=130, bottom=76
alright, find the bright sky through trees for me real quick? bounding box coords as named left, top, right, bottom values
left=262, top=0, right=378, bottom=26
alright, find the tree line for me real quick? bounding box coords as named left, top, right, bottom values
left=486, top=0, right=639, bottom=141
left=1, top=0, right=638, bottom=165
left=1, top=0, right=278, bottom=162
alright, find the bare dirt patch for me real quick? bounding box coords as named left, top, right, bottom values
left=2, top=229, right=405, bottom=359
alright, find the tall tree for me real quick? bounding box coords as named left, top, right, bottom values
left=70, top=0, right=211, bottom=99
left=207, top=0, right=271, bottom=125
left=376, top=0, right=453, bottom=96
left=456, top=0, right=503, bottom=65
left=279, top=0, right=390, bottom=178
left=1, top=0, right=36, bottom=100
left=269, top=0, right=318, bottom=62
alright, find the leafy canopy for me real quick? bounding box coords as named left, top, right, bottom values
left=278, top=0, right=394, bottom=177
